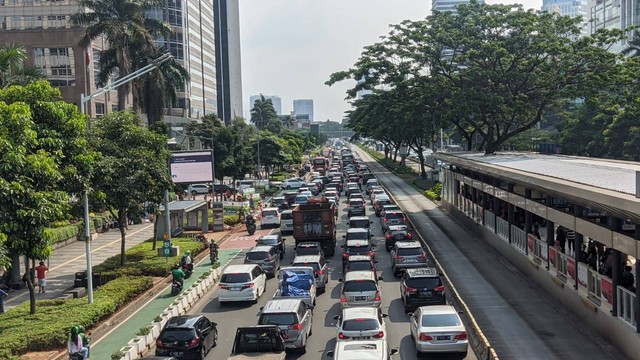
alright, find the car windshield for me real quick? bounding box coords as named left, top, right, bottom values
left=258, top=237, right=278, bottom=245
left=347, top=245, right=371, bottom=254
left=246, top=252, right=269, bottom=261
left=407, top=277, right=442, bottom=289
left=292, top=262, right=320, bottom=272
left=160, top=329, right=197, bottom=341
left=350, top=200, right=364, bottom=206
left=391, top=230, right=408, bottom=237
left=397, top=248, right=422, bottom=256
left=344, top=280, right=377, bottom=292
left=348, top=261, right=373, bottom=272
left=220, top=273, right=251, bottom=283
left=386, top=212, right=404, bottom=220
left=281, top=212, right=293, bottom=220
left=342, top=318, right=379, bottom=331
left=421, top=314, right=461, bottom=327
left=259, top=313, right=297, bottom=326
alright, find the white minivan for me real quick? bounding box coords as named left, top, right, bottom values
left=218, top=264, right=267, bottom=304
left=280, top=209, right=294, bottom=234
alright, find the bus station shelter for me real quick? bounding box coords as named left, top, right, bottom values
left=157, top=200, right=209, bottom=240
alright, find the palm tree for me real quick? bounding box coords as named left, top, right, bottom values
left=250, top=94, right=278, bottom=130
left=281, top=115, right=295, bottom=129
left=0, top=43, right=45, bottom=88
left=622, top=30, right=640, bottom=57
left=71, top=0, right=171, bottom=111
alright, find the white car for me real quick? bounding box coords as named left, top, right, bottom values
left=334, top=307, right=388, bottom=341
left=409, top=305, right=468, bottom=357
left=260, top=207, right=281, bottom=229
left=327, top=339, right=398, bottom=359
left=283, top=178, right=306, bottom=189
left=280, top=209, right=294, bottom=234
left=218, top=264, right=267, bottom=304
left=188, top=184, right=210, bottom=195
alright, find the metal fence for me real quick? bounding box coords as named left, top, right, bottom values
left=484, top=210, right=495, bottom=231
left=496, top=217, right=509, bottom=242
left=617, top=286, right=638, bottom=328
left=510, top=225, right=527, bottom=255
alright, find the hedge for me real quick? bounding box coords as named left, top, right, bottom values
left=0, top=276, right=153, bottom=357
left=43, top=225, right=80, bottom=244
left=424, top=183, right=442, bottom=201
left=93, top=237, right=205, bottom=277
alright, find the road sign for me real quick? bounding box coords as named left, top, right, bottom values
left=163, top=232, right=169, bottom=240
left=163, top=240, right=171, bottom=249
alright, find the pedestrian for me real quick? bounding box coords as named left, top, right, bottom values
left=621, top=266, right=635, bottom=291
left=532, top=224, right=541, bottom=239
left=0, top=284, right=8, bottom=313
left=555, top=226, right=566, bottom=254
left=35, top=261, right=48, bottom=294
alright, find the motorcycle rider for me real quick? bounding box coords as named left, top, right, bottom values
left=245, top=213, right=256, bottom=228
left=209, top=242, right=219, bottom=263
left=181, top=250, right=193, bottom=274
left=171, top=264, right=186, bottom=289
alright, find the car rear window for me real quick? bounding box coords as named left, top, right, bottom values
left=397, top=248, right=423, bottom=256
left=292, top=262, right=320, bottom=272
left=220, top=273, right=251, bottom=283
left=386, top=212, right=404, bottom=220
left=349, top=200, right=364, bottom=206
left=407, top=277, right=441, bottom=289
left=347, top=232, right=369, bottom=241
left=390, top=230, right=408, bottom=237
left=259, top=313, right=297, bottom=326
left=296, top=247, right=320, bottom=256
left=347, top=245, right=371, bottom=254
left=342, top=318, right=380, bottom=331
left=347, top=261, right=373, bottom=272
left=281, top=212, right=293, bottom=220
left=350, top=220, right=370, bottom=228
left=246, top=252, right=269, bottom=261
left=377, top=199, right=392, bottom=206
left=344, top=280, right=377, bottom=292
left=262, top=210, right=277, bottom=217
left=421, top=314, right=461, bottom=327
left=160, top=329, right=197, bottom=341
left=258, top=237, right=278, bottom=246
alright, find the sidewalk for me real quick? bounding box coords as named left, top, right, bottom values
left=4, top=222, right=155, bottom=310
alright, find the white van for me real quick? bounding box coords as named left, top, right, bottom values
left=280, top=209, right=294, bottom=234
left=218, top=264, right=267, bottom=304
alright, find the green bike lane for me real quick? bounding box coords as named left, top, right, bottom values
left=90, top=249, right=240, bottom=360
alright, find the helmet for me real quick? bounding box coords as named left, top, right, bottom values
left=185, top=250, right=191, bottom=256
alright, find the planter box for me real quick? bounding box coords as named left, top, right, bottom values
left=165, top=307, right=178, bottom=317
left=140, top=330, right=154, bottom=347
left=172, top=301, right=184, bottom=315
left=128, top=338, right=144, bottom=356
left=183, top=291, right=194, bottom=305
left=149, top=322, right=162, bottom=338
left=179, top=296, right=190, bottom=310
left=119, top=346, right=135, bottom=360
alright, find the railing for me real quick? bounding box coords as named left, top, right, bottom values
left=556, top=251, right=569, bottom=280
left=496, top=217, right=509, bottom=241
left=510, top=225, right=527, bottom=255
left=587, top=268, right=602, bottom=301
left=533, top=237, right=548, bottom=262
left=616, top=286, right=638, bottom=328
left=484, top=210, right=495, bottom=231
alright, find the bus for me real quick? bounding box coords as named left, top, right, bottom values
left=313, top=156, right=328, bottom=172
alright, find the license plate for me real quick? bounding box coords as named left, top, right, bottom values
left=420, top=291, right=432, bottom=297
left=171, top=352, right=184, bottom=357
left=436, top=335, right=450, bottom=340
left=355, top=296, right=367, bottom=301
left=231, top=286, right=241, bottom=291
left=404, top=258, right=418, bottom=263
left=352, top=336, right=369, bottom=340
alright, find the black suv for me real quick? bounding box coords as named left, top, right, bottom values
left=156, top=315, right=218, bottom=359
left=400, top=268, right=446, bottom=312
left=384, top=225, right=413, bottom=251
left=256, top=234, right=285, bottom=259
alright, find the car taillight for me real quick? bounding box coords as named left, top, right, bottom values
left=241, top=283, right=255, bottom=290
left=156, top=339, right=164, bottom=348
left=340, top=294, right=347, bottom=302
left=373, top=331, right=384, bottom=338
left=407, top=233, right=413, bottom=238
left=188, top=338, right=201, bottom=347
left=455, top=331, right=468, bottom=340
left=419, top=333, right=433, bottom=341
left=315, top=269, right=324, bottom=276
left=338, top=332, right=348, bottom=339
left=343, top=252, right=349, bottom=257
left=406, top=287, right=417, bottom=294
left=435, top=285, right=445, bottom=293
left=402, top=216, right=407, bottom=222
left=368, top=251, right=375, bottom=257
left=383, top=218, right=388, bottom=222
left=288, top=323, right=302, bottom=330
left=418, top=255, right=426, bottom=260
left=219, top=284, right=230, bottom=290
left=374, top=291, right=381, bottom=301
left=394, top=256, right=401, bottom=260
left=385, top=234, right=391, bottom=239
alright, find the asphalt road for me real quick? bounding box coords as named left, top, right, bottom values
left=182, top=183, right=475, bottom=359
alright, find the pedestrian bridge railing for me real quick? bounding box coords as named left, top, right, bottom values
left=484, top=209, right=495, bottom=231
left=616, top=286, right=637, bottom=328
left=510, top=225, right=527, bottom=255
left=496, top=217, right=509, bottom=242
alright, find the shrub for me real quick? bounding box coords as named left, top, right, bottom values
left=424, top=183, right=442, bottom=201
left=223, top=214, right=240, bottom=225
left=49, top=220, right=71, bottom=228
left=0, top=276, right=153, bottom=356
left=136, top=326, right=151, bottom=336
left=43, top=225, right=79, bottom=244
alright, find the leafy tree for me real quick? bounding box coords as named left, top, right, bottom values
left=250, top=95, right=278, bottom=130
left=281, top=115, right=295, bottom=129
left=71, top=0, right=172, bottom=111
left=89, top=111, right=172, bottom=265
left=0, top=234, right=10, bottom=274
left=0, top=43, right=45, bottom=88
left=622, top=30, right=640, bottom=58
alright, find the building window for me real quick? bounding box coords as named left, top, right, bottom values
left=111, top=104, right=118, bottom=112
left=95, top=103, right=105, bottom=115
left=33, top=47, right=76, bottom=87
left=168, top=32, right=185, bottom=60
left=46, top=15, right=66, bottom=29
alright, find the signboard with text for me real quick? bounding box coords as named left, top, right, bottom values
left=170, top=151, right=213, bottom=183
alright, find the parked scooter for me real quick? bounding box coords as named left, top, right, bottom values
left=171, top=280, right=183, bottom=295
left=209, top=243, right=219, bottom=264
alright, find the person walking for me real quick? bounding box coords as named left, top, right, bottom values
left=555, top=226, right=567, bottom=254
left=621, top=265, right=635, bottom=291
left=35, top=261, right=48, bottom=294
left=0, top=285, right=8, bottom=313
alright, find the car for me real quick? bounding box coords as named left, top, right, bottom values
left=379, top=204, right=401, bottom=218
left=306, top=182, right=320, bottom=195
left=188, top=184, right=210, bottom=195
left=327, top=181, right=343, bottom=194
left=370, top=188, right=386, bottom=204
left=258, top=299, right=314, bottom=352
left=155, top=315, right=217, bottom=359
left=344, top=255, right=378, bottom=279
left=348, top=192, right=367, bottom=203
left=347, top=199, right=366, bottom=217
left=239, top=180, right=255, bottom=189
left=345, top=183, right=360, bottom=197
left=218, top=264, right=267, bottom=304
left=338, top=270, right=383, bottom=309
left=325, top=190, right=339, bottom=199
left=334, top=307, right=388, bottom=341
left=341, top=239, right=375, bottom=267
left=391, top=241, right=427, bottom=277
left=295, top=194, right=310, bottom=205
left=260, top=207, right=281, bottom=229
left=373, top=196, right=393, bottom=216
left=365, top=179, right=379, bottom=195
left=291, top=255, right=329, bottom=293
left=283, top=178, right=306, bottom=189
left=271, top=196, right=288, bottom=210
left=213, top=184, right=235, bottom=194
left=255, top=234, right=285, bottom=259
left=381, top=210, right=407, bottom=233
left=344, top=228, right=371, bottom=242
left=348, top=216, right=373, bottom=238
left=244, top=246, right=280, bottom=277
left=409, top=305, right=468, bottom=357
left=384, top=225, right=413, bottom=251
left=400, top=268, right=446, bottom=312
left=296, top=242, right=324, bottom=257
left=280, top=210, right=294, bottom=234
left=327, top=339, right=398, bottom=359
left=297, top=186, right=310, bottom=194
left=299, top=190, right=313, bottom=198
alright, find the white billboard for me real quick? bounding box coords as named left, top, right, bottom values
left=170, top=151, right=214, bottom=183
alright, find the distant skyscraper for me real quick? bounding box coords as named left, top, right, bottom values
left=293, top=99, right=314, bottom=122
left=590, top=0, right=639, bottom=53
left=249, top=95, right=282, bottom=115
left=214, top=0, right=243, bottom=125
left=542, top=0, right=589, bottom=36
left=432, top=0, right=483, bottom=13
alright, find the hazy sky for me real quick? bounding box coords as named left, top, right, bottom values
left=239, top=0, right=542, bottom=122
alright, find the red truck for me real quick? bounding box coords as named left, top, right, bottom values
left=292, top=197, right=337, bottom=256
left=312, top=156, right=328, bottom=173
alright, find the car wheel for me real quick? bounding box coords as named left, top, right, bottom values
left=213, top=329, right=218, bottom=347
left=191, top=191, right=197, bottom=196
left=200, top=347, right=206, bottom=360
left=286, top=185, right=291, bottom=189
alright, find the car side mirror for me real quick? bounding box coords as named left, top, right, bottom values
left=327, top=351, right=334, bottom=357
left=338, top=278, right=344, bottom=282
left=407, top=312, right=414, bottom=318
left=290, top=261, right=294, bottom=265
left=370, top=221, right=374, bottom=224
left=259, top=306, right=264, bottom=311
left=382, top=314, right=388, bottom=318
left=390, top=348, right=399, bottom=355
left=458, top=311, right=464, bottom=315
left=333, top=315, right=340, bottom=320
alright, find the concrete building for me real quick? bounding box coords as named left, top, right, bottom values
left=214, top=0, right=243, bottom=125
left=249, top=94, right=282, bottom=115
left=293, top=98, right=314, bottom=122
left=590, top=0, right=639, bottom=53
left=542, top=0, right=589, bottom=36
left=432, top=0, right=484, bottom=13
left=0, top=0, right=216, bottom=124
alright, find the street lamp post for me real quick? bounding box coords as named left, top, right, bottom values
left=79, top=53, right=172, bottom=304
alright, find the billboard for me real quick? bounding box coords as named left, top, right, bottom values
left=170, top=151, right=214, bottom=183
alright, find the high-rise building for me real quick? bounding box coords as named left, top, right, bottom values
left=249, top=95, right=282, bottom=115
left=431, top=0, right=484, bottom=13
left=214, top=0, right=243, bottom=125
left=542, top=0, right=589, bottom=36
left=0, top=0, right=216, bottom=124
left=293, top=99, right=314, bottom=122
left=590, top=0, right=639, bottom=53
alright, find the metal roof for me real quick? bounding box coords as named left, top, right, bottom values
left=159, top=200, right=208, bottom=213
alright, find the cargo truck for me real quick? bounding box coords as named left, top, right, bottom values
left=292, top=197, right=337, bottom=256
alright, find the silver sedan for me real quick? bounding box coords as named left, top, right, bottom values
left=409, top=305, right=469, bottom=357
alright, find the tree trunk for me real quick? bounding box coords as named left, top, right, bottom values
left=118, top=210, right=128, bottom=266
left=393, top=147, right=399, bottom=162
left=416, top=148, right=427, bottom=179
left=23, top=260, right=36, bottom=315
left=152, top=213, right=159, bottom=250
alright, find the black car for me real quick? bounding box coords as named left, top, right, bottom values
left=156, top=315, right=218, bottom=359
left=385, top=225, right=413, bottom=251
left=400, top=268, right=446, bottom=312
left=296, top=241, right=325, bottom=257
left=213, top=184, right=236, bottom=194
left=256, top=234, right=285, bottom=259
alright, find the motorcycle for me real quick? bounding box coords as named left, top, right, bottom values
left=69, top=353, right=84, bottom=360
left=247, top=222, right=256, bottom=236
left=182, top=263, right=193, bottom=279
left=171, top=280, right=183, bottom=295
left=209, top=243, right=219, bottom=264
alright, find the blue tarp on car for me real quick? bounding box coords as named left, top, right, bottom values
left=281, top=271, right=313, bottom=297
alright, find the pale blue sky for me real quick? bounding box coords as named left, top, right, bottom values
left=239, top=0, right=542, bottom=122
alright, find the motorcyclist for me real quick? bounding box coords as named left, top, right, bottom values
left=245, top=214, right=255, bottom=227
left=171, top=264, right=185, bottom=288
left=181, top=250, right=193, bottom=273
